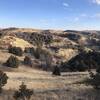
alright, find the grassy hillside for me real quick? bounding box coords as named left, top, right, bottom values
left=0, top=28, right=100, bottom=100
left=0, top=67, right=99, bottom=100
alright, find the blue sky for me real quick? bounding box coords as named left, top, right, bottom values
left=0, top=0, right=100, bottom=30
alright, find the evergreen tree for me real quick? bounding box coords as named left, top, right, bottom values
left=52, top=65, right=61, bottom=76
left=5, top=55, right=19, bottom=68
left=0, top=70, right=8, bottom=93
left=13, top=82, right=33, bottom=100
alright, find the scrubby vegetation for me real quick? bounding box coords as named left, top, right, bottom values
left=40, top=49, right=53, bottom=70
left=30, top=32, right=53, bottom=46
left=34, top=47, right=41, bottom=59
left=8, top=46, right=23, bottom=56
left=0, top=70, right=8, bottom=93
left=24, top=56, right=33, bottom=67
left=59, top=33, right=81, bottom=41
left=52, top=65, right=61, bottom=76
left=13, top=82, right=33, bottom=100
left=1, top=28, right=100, bottom=99
left=90, top=72, right=100, bottom=89
left=87, top=66, right=100, bottom=89
left=61, top=51, right=100, bottom=72
left=24, top=47, right=35, bottom=54
left=5, top=55, right=19, bottom=68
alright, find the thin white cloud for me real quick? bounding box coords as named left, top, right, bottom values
left=92, top=0, right=100, bottom=5
left=62, top=2, right=69, bottom=7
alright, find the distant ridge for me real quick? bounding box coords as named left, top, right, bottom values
left=63, top=30, right=80, bottom=33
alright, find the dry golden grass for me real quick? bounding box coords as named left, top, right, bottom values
left=0, top=36, right=33, bottom=50
left=57, top=48, right=78, bottom=61
left=0, top=50, right=99, bottom=100
left=0, top=67, right=99, bottom=100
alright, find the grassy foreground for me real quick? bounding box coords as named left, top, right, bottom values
left=0, top=66, right=99, bottom=100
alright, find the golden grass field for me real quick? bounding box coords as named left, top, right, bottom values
left=0, top=50, right=100, bottom=100
left=0, top=67, right=100, bottom=100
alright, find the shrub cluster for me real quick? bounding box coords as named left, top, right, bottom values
left=33, top=47, right=42, bottom=59
left=8, top=46, right=23, bottom=56
left=24, top=47, right=35, bottom=54
left=85, top=68, right=100, bottom=89
left=52, top=65, right=61, bottom=76
left=88, top=66, right=100, bottom=89
left=13, top=82, right=33, bottom=100
left=24, top=56, right=33, bottom=67
left=90, top=72, right=100, bottom=89
left=41, top=49, right=53, bottom=71
left=61, top=51, right=100, bottom=72
left=0, top=70, right=8, bottom=93
left=30, top=32, right=53, bottom=46
left=24, top=47, right=41, bottom=59
left=5, top=55, right=19, bottom=68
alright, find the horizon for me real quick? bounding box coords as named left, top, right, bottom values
left=1, top=27, right=100, bottom=31
left=0, top=0, right=100, bottom=30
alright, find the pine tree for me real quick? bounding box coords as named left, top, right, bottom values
left=5, top=55, right=19, bottom=68
left=0, top=70, right=8, bottom=93
left=13, top=82, right=33, bottom=100
left=52, top=65, right=61, bottom=76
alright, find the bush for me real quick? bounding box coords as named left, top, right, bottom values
left=88, top=66, right=100, bottom=89
left=24, top=56, right=33, bottom=67
left=88, top=70, right=100, bottom=89
left=44, top=34, right=53, bottom=45
left=30, top=47, right=35, bottom=55
left=0, top=33, right=3, bottom=38
left=24, top=47, right=29, bottom=53
left=87, top=67, right=100, bottom=89
left=0, top=70, right=8, bottom=93
left=33, top=47, right=41, bottom=59
left=13, top=82, right=33, bottom=100
left=30, top=32, right=43, bottom=47
left=40, top=49, right=53, bottom=70
left=5, top=55, right=19, bottom=68
left=8, top=46, right=23, bottom=56
left=52, top=65, right=61, bottom=76
left=24, top=47, right=35, bottom=54
left=91, top=73, right=100, bottom=89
